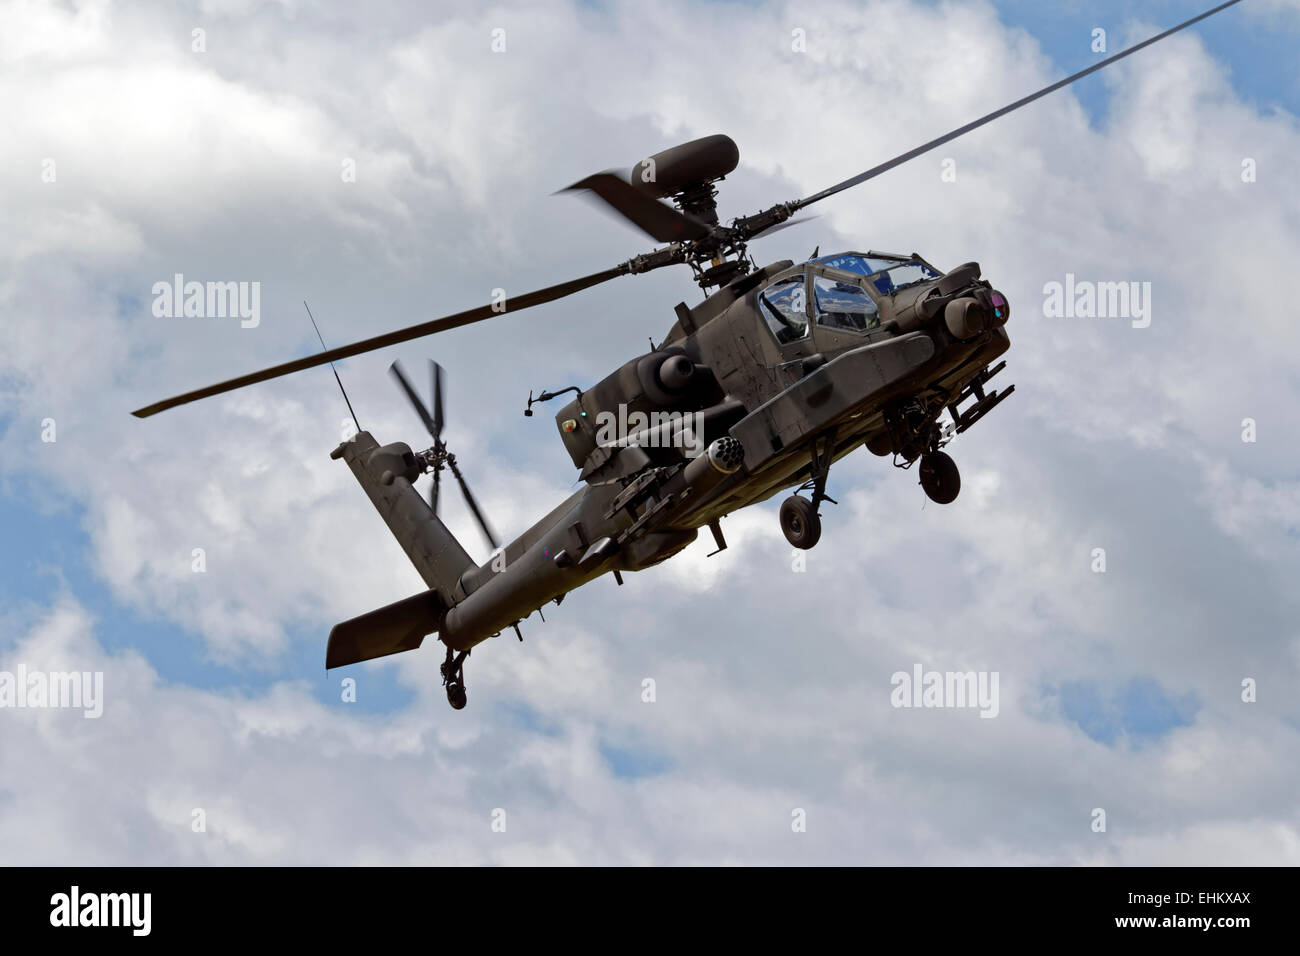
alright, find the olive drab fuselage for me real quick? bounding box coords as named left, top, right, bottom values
left=431, top=250, right=1013, bottom=652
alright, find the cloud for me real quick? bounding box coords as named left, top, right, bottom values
left=0, top=0, right=1296, bottom=864
left=2, top=596, right=1295, bottom=865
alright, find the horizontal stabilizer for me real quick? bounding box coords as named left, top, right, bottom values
left=326, top=589, right=446, bottom=669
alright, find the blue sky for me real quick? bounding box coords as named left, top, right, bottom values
left=994, top=0, right=1299, bottom=115
left=0, top=461, right=414, bottom=714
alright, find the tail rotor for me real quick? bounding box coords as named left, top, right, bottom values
left=389, top=359, right=499, bottom=552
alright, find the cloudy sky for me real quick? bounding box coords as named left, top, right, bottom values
left=2, top=0, right=1298, bottom=865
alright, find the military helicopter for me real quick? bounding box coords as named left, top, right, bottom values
left=133, top=2, right=1243, bottom=708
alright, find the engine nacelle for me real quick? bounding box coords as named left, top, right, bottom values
left=554, top=349, right=723, bottom=470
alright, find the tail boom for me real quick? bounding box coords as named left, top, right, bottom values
left=325, top=430, right=476, bottom=668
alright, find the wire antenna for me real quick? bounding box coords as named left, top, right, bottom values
left=303, top=300, right=361, bottom=435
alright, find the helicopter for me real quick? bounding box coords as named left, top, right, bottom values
left=132, top=2, right=1244, bottom=709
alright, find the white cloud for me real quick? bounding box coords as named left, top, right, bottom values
left=0, top=0, right=1297, bottom=864
left=4, top=597, right=1297, bottom=864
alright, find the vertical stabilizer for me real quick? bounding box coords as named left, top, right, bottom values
left=331, top=431, right=474, bottom=598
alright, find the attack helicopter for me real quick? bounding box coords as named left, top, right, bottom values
left=132, top=2, right=1244, bottom=708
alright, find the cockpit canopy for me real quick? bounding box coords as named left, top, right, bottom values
left=755, top=251, right=942, bottom=346
left=811, top=252, right=940, bottom=295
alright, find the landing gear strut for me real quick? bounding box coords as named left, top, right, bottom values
left=780, top=435, right=838, bottom=550
left=880, top=399, right=963, bottom=505
left=441, top=645, right=469, bottom=710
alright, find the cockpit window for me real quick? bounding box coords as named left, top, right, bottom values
left=811, top=253, right=940, bottom=295
left=869, top=260, right=940, bottom=295
left=759, top=276, right=809, bottom=344
left=814, top=253, right=900, bottom=276
left=813, top=275, right=879, bottom=332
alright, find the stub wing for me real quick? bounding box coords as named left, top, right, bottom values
left=325, top=589, right=446, bottom=669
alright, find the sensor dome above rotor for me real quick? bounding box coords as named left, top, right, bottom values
left=629, top=134, right=740, bottom=199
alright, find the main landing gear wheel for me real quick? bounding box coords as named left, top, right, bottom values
left=782, top=434, right=837, bottom=549
left=919, top=451, right=960, bottom=504
left=780, top=495, right=822, bottom=550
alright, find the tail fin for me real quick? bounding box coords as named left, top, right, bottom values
left=333, top=430, right=475, bottom=595
left=325, top=430, right=475, bottom=667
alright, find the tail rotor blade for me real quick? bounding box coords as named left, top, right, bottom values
left=447, top=457, right=498, bottom=551
left=430, top=466, right=441, bottom=516
left=389, top=360, right=439, bottom=442
left=430, top=360, right=445, bottom=440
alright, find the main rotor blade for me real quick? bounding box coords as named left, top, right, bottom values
left=131, top=265, right=629, bottom=418
left=792, top=0, right=1246, bottom=212
left=446, top=457, right=499, bottom=551
left=563, top=172, right=711, bottom=242
left=750, top=214, right=818, bottom=240
left=389, top=360, right=439, bottom=442
left=430, top=360, right=445, bottom=439
left=430, top=466, right=441, bottom=516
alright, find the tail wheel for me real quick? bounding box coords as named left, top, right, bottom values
left=919, top=451, right=960, bottom=504
left=780, top=495, right=822, bottom=550
left=446, top=682, right=467, bottom=710
left=441, top=646, right=469, bottom=710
